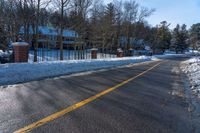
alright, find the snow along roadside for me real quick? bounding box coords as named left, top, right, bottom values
left=181, top=57, right=200, bottom=98
left=0, top=54, right=188, bottom=86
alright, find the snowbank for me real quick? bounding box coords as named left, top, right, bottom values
left=181, top=57, right=200, bottom=98
left=0, top=56, right=152, bottom=86
left=0, top=53, right=189, bottom=86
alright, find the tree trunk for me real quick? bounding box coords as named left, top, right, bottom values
left=34, top=0, right=40, bottom=62
left=60, top=3, right=64, bottom=60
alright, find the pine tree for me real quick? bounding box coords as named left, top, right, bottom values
left=101, top=3, right=116, bottom=49
left=155, top=21, right=171, bottom=53
left=171, top=24, right=188, bottom=53
left=179, top=24, right=189, bottom=52
left=190, top=23, right=200, bottom=50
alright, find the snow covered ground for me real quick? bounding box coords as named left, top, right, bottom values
left=0, top=53, right=190, bottom=86
left=181, top=57, right=200, bottom=98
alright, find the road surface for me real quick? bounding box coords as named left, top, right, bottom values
left=0, top=57, right=199, bottom=133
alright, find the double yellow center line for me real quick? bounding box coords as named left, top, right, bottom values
left=14, top=61, right=163, bottom=133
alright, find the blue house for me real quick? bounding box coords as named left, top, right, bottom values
left=19, top=26, right=78, bottom=48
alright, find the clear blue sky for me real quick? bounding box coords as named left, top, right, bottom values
left=105, top=0, right=200, bottom=29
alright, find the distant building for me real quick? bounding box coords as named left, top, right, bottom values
left=119, top=37, right=152, bottom=55
left=19, top=26, right=79, bottom=49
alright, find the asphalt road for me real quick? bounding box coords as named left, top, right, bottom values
left=0, top=57, right=199, bottom=133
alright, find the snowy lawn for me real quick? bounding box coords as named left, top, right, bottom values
left=0, top=54, right=189, bottom=86
left=181, top=57, right=200, bottom=98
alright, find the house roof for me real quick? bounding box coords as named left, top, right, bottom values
left=19, top=26, right=78, bottom=38
left=63, top=30, right=77, bottom=38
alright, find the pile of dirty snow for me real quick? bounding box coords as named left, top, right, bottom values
left=181, top=57, right=200, bottom=98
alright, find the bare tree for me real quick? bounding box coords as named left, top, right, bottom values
left=113, top=0, right=123, bottom=48
left=138, top=7, right=155, bottom=22
left=123, top=0, right=139, bottom=52
left=70, top=0, right=93, bottom=41
left=90, top=0, right=104, bottom=48
left=27, top=0, right=51, bottom=62
left=53, top=0, right=70, bottom=60
left=15, top=0, right=34, bottom=41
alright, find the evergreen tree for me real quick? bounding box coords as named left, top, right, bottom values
left=190, top=23, right=200, bottom=50
left=101, top=3, right=117, bottom=49
left=179, top=24, right=189, bottom=52
left=154, top=21, right=171, bottom=53
left=171, top=24, right=189, bottom=53
left=171, top=24, right=179, bottom=52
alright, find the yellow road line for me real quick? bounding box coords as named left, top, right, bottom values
left=14, top=61, right=163, bottom=133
